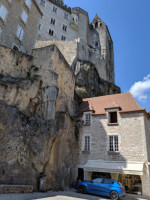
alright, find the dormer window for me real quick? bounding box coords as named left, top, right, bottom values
left=109, top=112, right=117, bottom=124
left=83, top=112, right=92, bottom=126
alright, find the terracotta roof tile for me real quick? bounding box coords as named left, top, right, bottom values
left=79, top=92, right=146, bottom=115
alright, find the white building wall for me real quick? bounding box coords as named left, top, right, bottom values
left=37, top=0, right=77, bottom=41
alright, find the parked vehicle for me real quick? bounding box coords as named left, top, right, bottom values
left=76, top=178, right=126, bottom=200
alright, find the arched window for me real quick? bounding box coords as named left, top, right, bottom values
left=95, top=21, right=98, bottom=28
left=95, top=42, right=99, bottom=47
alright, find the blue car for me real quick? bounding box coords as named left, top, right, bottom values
left=76, top=178, right=126, bottom=200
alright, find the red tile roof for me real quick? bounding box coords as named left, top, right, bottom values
left=79, top=92, right=147, bottom=115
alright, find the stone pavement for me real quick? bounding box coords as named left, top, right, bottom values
left=0, top=190, right=149, bottom=200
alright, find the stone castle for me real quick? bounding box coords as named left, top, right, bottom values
left=0, top=0, right=120, bottom=192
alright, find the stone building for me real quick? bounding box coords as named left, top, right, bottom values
left=36, top=0, right=114, bottom=83
left=77, top=92, right=150, bottom=198
left=0, top=0, right=42, bottom=54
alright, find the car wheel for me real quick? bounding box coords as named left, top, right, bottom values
left=110, top=190, right=119, bottom=200
left=78, top=185, right=87, bottom=194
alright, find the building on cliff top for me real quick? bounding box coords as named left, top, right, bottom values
left=36, top=0, right=115, bottom=84
left=0, top=0, right=42, bottom=54
left=77, top=92, right=150, bottom=198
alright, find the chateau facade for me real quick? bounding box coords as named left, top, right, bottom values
left=0, top=0, right=42, bottom=54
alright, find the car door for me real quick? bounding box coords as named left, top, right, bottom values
left=88, top=178, right=103, bottom=195
left=100, top=178, right=115, bottom=196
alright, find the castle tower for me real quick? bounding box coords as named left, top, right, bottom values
left=89, top=15, right=115, bottom=83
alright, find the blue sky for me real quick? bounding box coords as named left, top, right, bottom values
left=64, top=0, right=150, bottom=111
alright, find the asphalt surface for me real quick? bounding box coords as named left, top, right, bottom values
left=0, top=190, right=149, bottom=200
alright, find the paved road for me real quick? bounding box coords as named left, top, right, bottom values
left=0, top=190, right=148, bottom=200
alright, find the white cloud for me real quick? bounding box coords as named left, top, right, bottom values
left=129, top=74, right=150, bottom=102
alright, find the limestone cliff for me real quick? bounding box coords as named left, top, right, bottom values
left=74, top=60, right=120, bottom=102
left=0, top=45, right=77, bottom=192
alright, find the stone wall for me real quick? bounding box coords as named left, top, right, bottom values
left=37, top=0, right=77, bottom=41
left=144, top=115, right=150, bottom=162
left=0, top=0, right=42, bottom=54
left=78, top=112, right=148, bottom=167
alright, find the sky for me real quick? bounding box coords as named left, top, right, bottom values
left=64, top=0, right=150, bottom=111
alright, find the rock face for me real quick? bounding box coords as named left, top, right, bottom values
left=74, top=60, right=120, bottom=102
left=0, top=102, right=77, bottom=191
left=0, top=45, right=78, bottom=191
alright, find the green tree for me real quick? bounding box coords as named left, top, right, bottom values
left=58, top=0, right=64, bottom=3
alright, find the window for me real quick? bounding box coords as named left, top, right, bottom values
left=21, top=10, right=28, bottom=24
left=95, top=42, right=99, bottom=47
left=53, top=6, right=57, bottom=13
left=51, top=18, right=55, bottom=25
left=0, top=5, right=8, bottom=22
left=16, top=25, right=24, bottom=41
left=109, top=112, right=117, bottom=123
left=62, top=24, right=67, bottom=31
left=109, top=136, right=118, bottom=152
left=84, top=136, right=90, bottom=152
left=64, top=13, right=68, bottom=19
left=39, top=24, right=42, bottom=30
left=95, top=21, right=98, bottom=28
left=103, top=179, right=114, bottom=184
left=61, top=35, right=66, bottom=41
left=85, top=113, right=91, bottom=125
left=93, top=178, right=103, bottom=183
left=25, top=0, right=31, bottom=9
left=13, top=45, right=19, bottom=51
left=49, top=29, right=54, bottom=36
left=40, top=0, right=46, bottom=6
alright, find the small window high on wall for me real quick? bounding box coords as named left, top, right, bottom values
left=109, top=112, right=117, bottom=123
left=95, top=21, right=98, bottom=28
left=0, top=5, right=8, bottom=22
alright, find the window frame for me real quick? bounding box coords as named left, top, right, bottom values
left=62, top=24, right=67, bottom=32
left=84, top=135, right=90, bottom=152
left=25, top=0, right=31, bottom=9
left=0, top=5, right=8, bottom=22
left=109, top=135, right=119, bottom=152
left=53, top=6, right=57, bottom=13
left=83, top=112, right=92, bottom=126
left=16, top=25, right=24, bottom=41
left=106, top=108, right=119, bottom=126
left=21, top=10, right=28, bottom=24
left=61, top=35, right=66, bottom=41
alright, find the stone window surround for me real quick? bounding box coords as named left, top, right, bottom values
left=82, top=133, right=92, bottom=153
left=62, top=24, right=67, bottom=32
left=107, top=133, right=120, bottom=154
left=82, top=111, right=93, bottom=126
left=106, top=108, right=119, bottom=126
